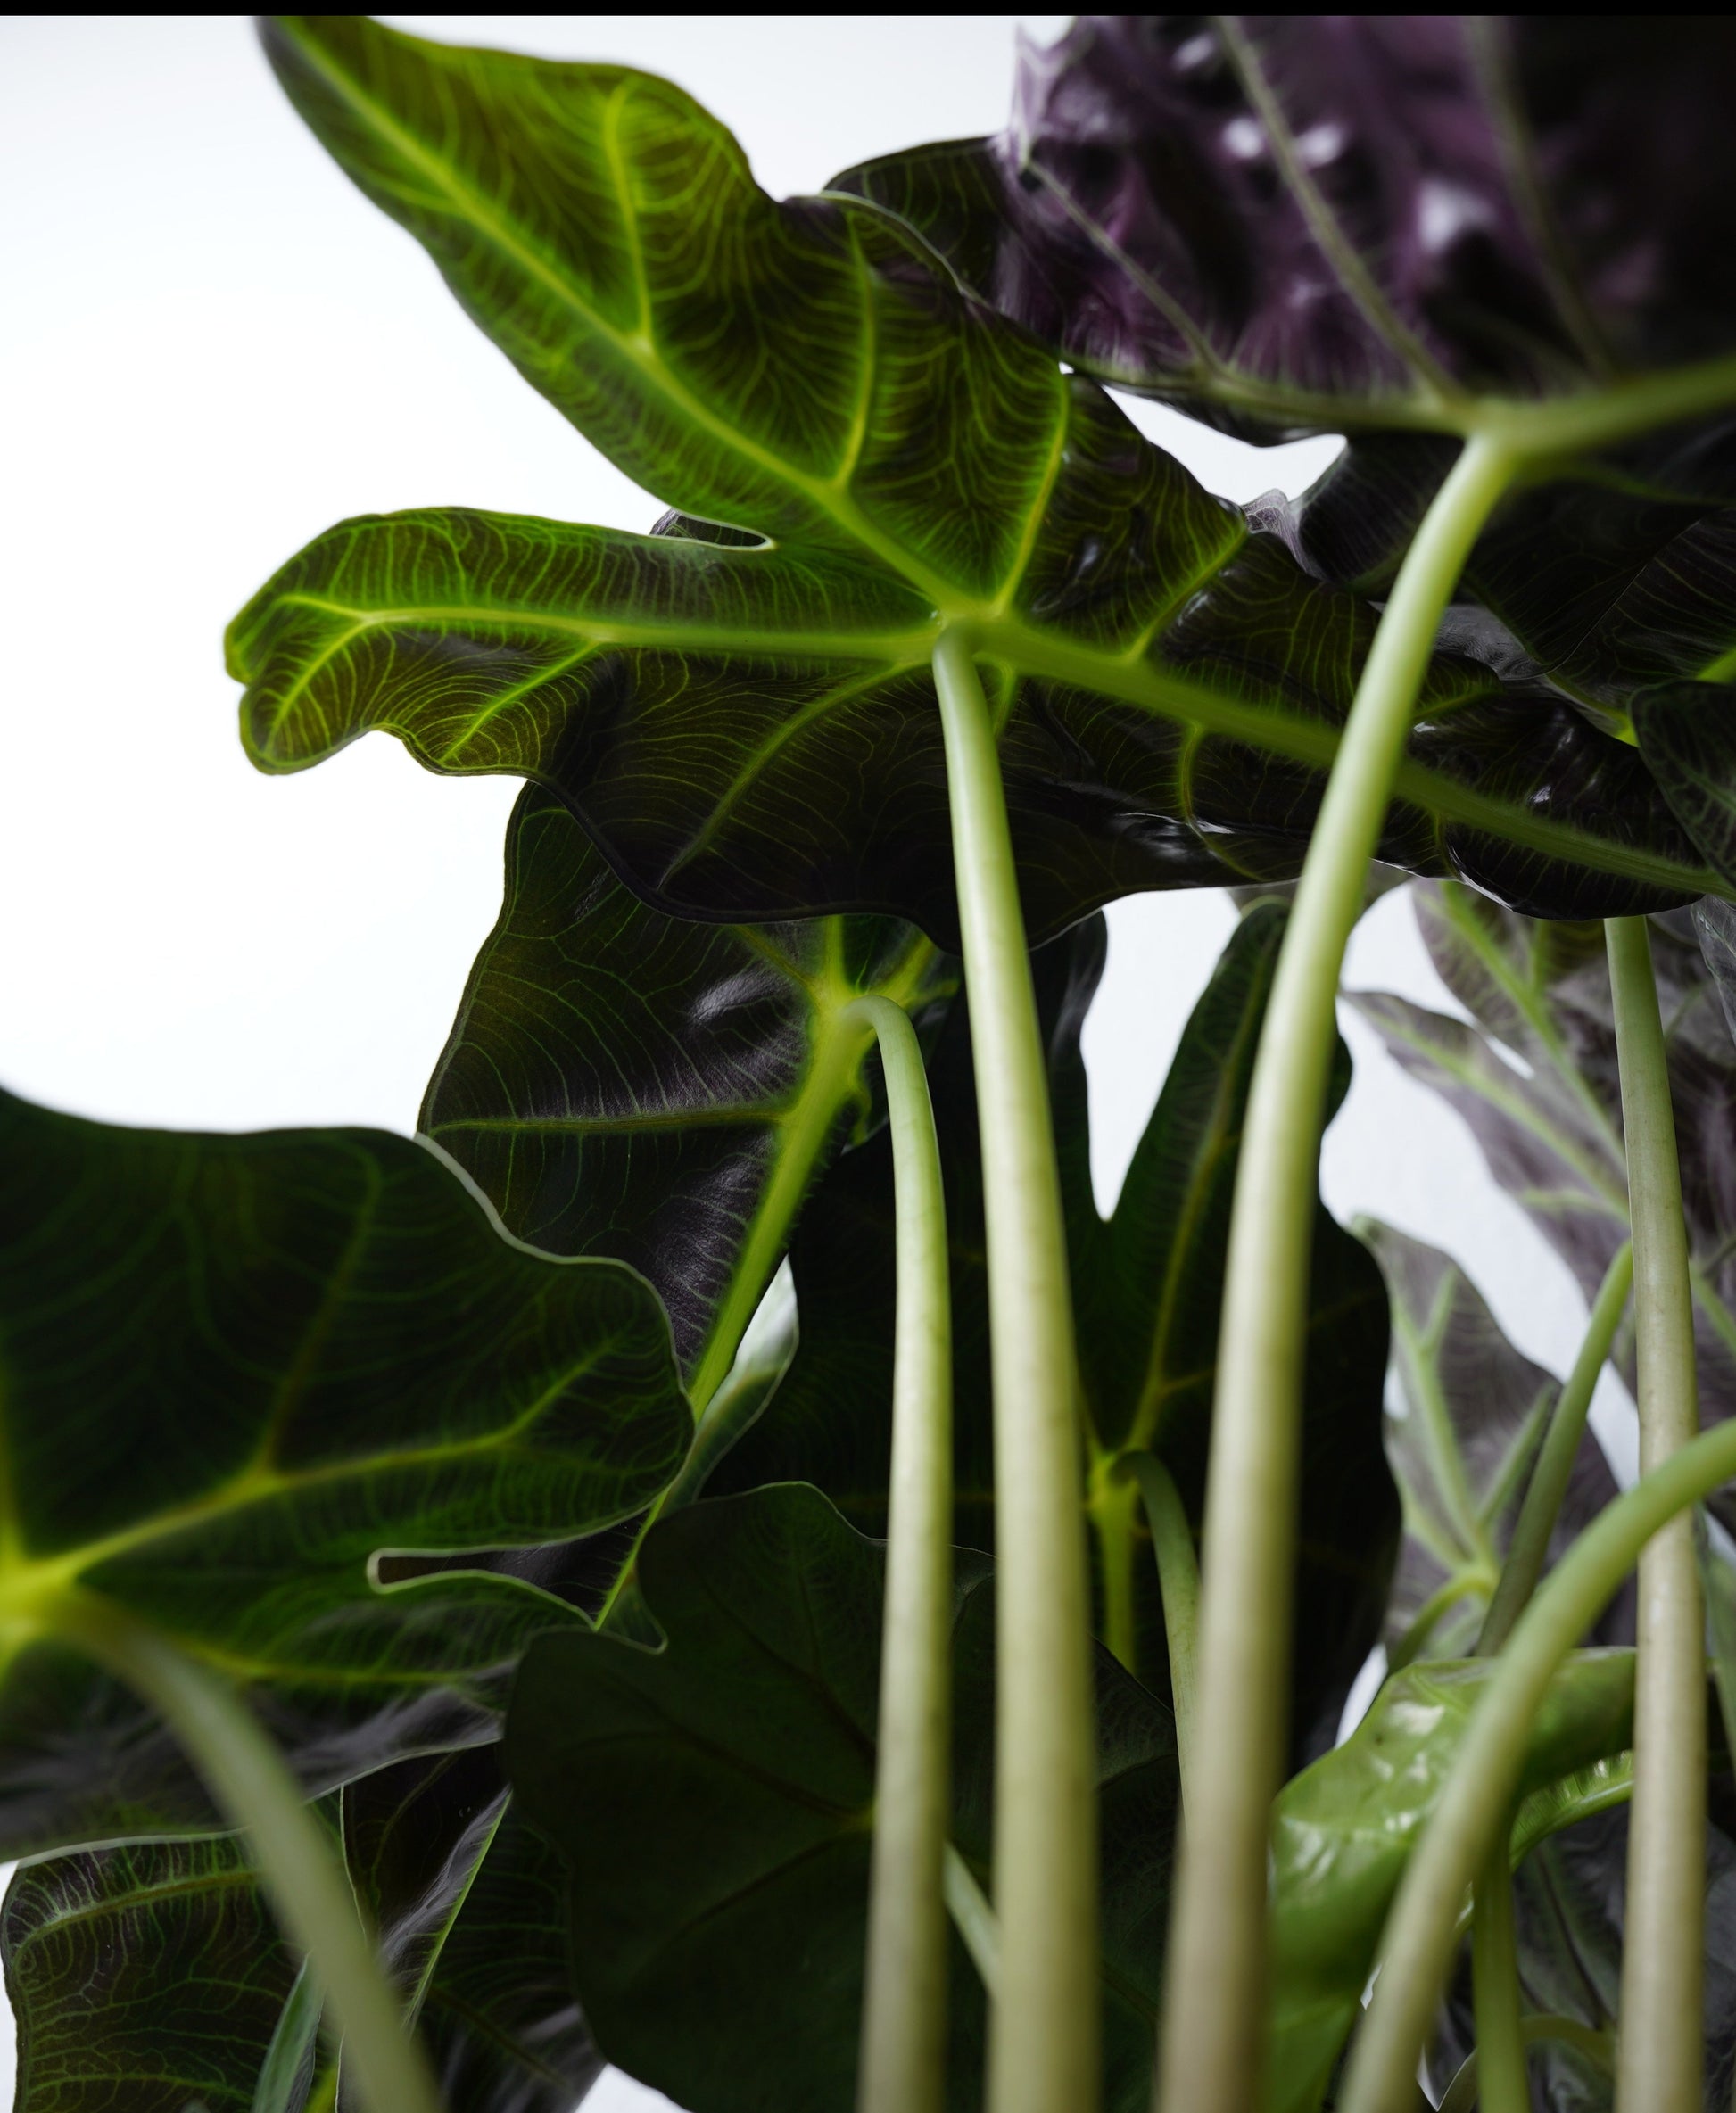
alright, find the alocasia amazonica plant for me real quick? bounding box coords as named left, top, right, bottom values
left=14, top=12, right=1736, bottom=2111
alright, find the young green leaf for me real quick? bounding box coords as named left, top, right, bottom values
left=0, top=1088, right=688, bottom=1857
left=834, top=20, right=1736, bottom=435
left=2, top=1751, right=594, bottom=2113
left=236, top=16, right=1715, bottom=935
left=505, top=1482, right=1179, bottom=2113
left=421, top=783, right=952, bottom=1403
left=1265, top=1649, right=1636, bottom=2113
left=1361, top=1222, right=1633, bottom=1665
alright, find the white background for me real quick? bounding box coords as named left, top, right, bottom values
left=1, top=17, right=1635, bottom=2109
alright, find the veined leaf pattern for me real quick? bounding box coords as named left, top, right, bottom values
left=0, top=1088, right=687, bottom=1857
left=834, top=18, right=1736, bottom=433
left=1349, top=885, right=1736, bottom=1510
left=421, top=784, right=952, bottom=1406
left=234, top=16, right=1715, bottom=937
left=1360, top=1220, right=1632, bottom=1667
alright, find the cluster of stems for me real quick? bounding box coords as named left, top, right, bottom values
left=59, top=382, right=1736, bottom=2113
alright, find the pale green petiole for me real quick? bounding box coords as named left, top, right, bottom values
left=1122, top=1451, right=1200, bottom=1800
left=1469, top=1844, right=1529, bottom=2113
left=850, top=992, right=955, bottom=2113
left=54, top=1596, right=442, bottom=2113
left=1477, top=1241, right=1633, bottom=1655
left=931, top=628, right=1099, bottom=2113
left=1606, top=916, right=1706, bottom=2112
left=1338, top=1415, right=1736, bottom=2113
left=1156, top=431, right=1519, bottom=2113
left=944, top=1843, right=1001, bottom=1999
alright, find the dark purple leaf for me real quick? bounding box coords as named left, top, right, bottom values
left=835, top=17, right=1736, bottom=436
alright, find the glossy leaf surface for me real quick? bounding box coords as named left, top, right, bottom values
left=1362, top=1220, right=1633, bottom=1666
left=1265, top=1649, right=1636, bottom=2113
left=3, top=1832, right=314, bottom=2113
left=340, top=1747, right=599, bottom=2113
left=0, top=1088, right=687, bottom=1857
left=506, top=1482, right=1179, bottom=2113
left=1350, top=886, right=1736, bottom=1478
left=422, top=783, right=950, bottom=1402
left=836, top=17, right=1736, bottom=436
left=3, top=1752, right=594, bottom=2113
left=1255, top=427, right=1736, bottom=736
left=237, top=16, right=1716, bottom=934
left=708, top=904, right=1395, bottom=1753
left=1633, top=680, right=1736, bottom=884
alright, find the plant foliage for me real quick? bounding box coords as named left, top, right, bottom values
left=14, top=13, right=1736, bottom=2113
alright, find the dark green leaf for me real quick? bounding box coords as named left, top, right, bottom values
left=3, top=1830, right=315, bottom=2113
left=236, top=16, right=1715, bottom=935
left=339, top=1747, right=600, bottom=2113
left=1265, top=1649, right=1636, bottom=2113
left=506, top=1482, right=1178, bottom=2113
left=0, top=1088, right=688, bottom=1856
left=1258, top=427, right=1736, bottom=734
left=709, top=904, right=1395, bottom=1756
left=1360, top=1221, right=1633, bottom=1665
left=421, top=782, right=952, bottom=1401
left=833, top=20, right=1736, bottom=435
left=1348, top=884, right=1736, bottom=1462
left=1632, top=681, right=1736, bottom=884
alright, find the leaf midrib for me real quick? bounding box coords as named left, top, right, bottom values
left=259, top=590, right=1727, bottom=903
left=286, top=28, right=972, bottom=612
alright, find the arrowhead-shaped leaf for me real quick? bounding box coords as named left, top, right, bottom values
left=3, top=1830, right=320, bottom=2113
left=709, top=902, right=1396, bottom=1759
left=0, top=1088, right=688, bottom=1857
left=1360, top=1220, right=1633, bottom=1666
left=421, top=782, right=953, bottom=1403
left=1266, top=1649, right=1636, bottom=2113
left=2, top=1748, right=596, bottom=2113
left=505, top=1482, right=1179, bottom=2113
left=1349, top=885, right=1736, bottom=1457
left=1254, top=426, right=1736, bottom=741
left=338, top=1746, right=599, bottom=2113
left=236, top=15, right=1716, bottom=935
left=834, top=19, right=1736, bottom=435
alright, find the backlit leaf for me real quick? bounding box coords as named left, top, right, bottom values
left=236, top=16, right=1715, bottom=937
left=0, top=1089, right=687, bottom=1857
left=1360, top=1220, right=1633, bottom=1666
left=835, top=19, right=1736, bottom=435
left=1348, top=885, right=1736, bottom=1465
left=421, top=782, right=952, bottom=1405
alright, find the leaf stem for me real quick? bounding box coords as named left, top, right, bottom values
left=1470, top=1845, right=1529, bottom=2113
left=847, top=992, right=954, bottom=2113
left=931, top=628, right=1098, bottom=2113
left=1337, top=1415, right=1736, bottom=2113
left=1437, top=2015, right=1616, bottom=2113
left=1477, top=1242, right=1633, bottom=1654
left=943, top=1844, right=1001, bottom=1999
left=1123, top=1453, right=1199, bottom=1800
left=52, top=1597, right=442, bottom=2113
left=1605, top=916, right=1706, bottom=2111
left=1156, top=431, right=1518, bottom=2113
